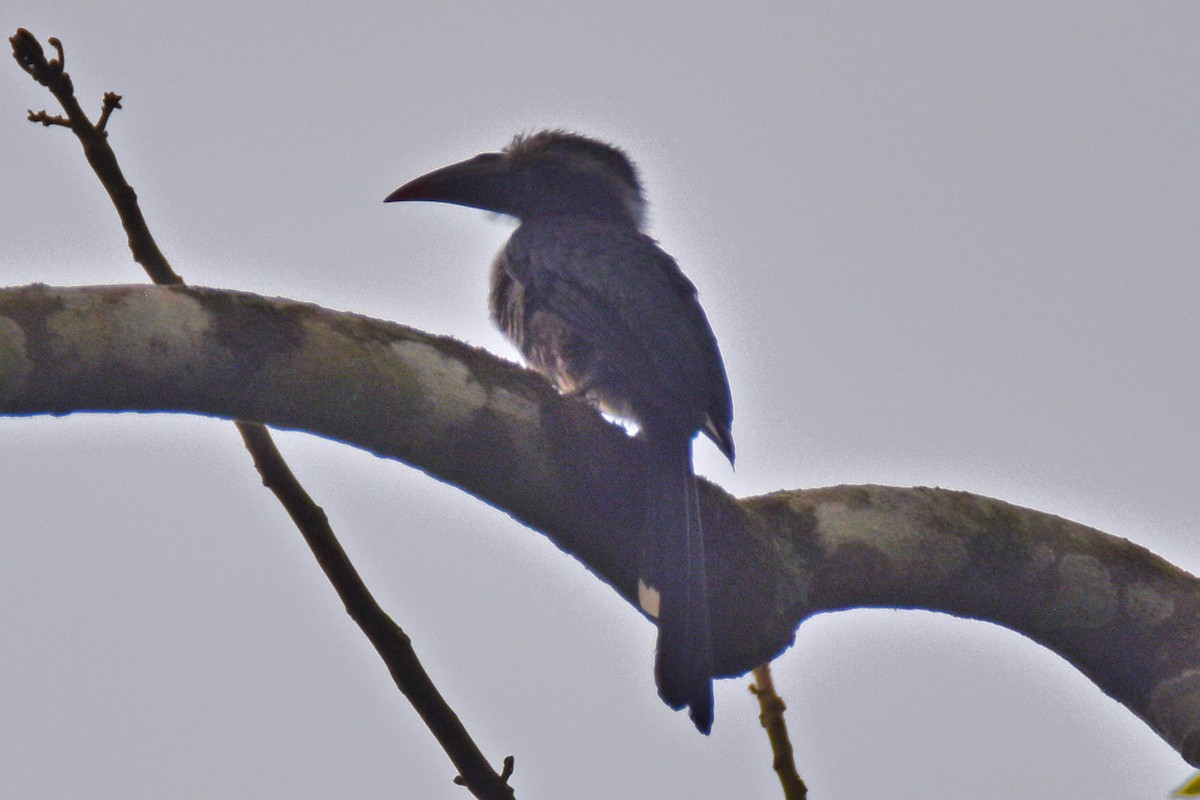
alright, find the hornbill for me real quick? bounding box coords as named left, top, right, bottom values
left=386, top=130, right=734, bottom=733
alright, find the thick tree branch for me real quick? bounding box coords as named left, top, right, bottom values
left=10, top=28, right=514, bottom=798
left=2, top=283, right=1197, bottom=767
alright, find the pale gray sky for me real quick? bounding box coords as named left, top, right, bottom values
left=3, top=3, right=1199, bottom=798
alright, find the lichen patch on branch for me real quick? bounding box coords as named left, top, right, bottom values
left=391, top=339, right=488, bottom=429
left=813, top=494, right=971, bottom=581
left=45, top=286, right=211, bottom=369
left=1125, top=582, right=1176, bottom=627
left=1041, top=553, right=1119, bottom=630
left=0, top=315, right=32, bottom=403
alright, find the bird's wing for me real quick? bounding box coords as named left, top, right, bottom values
left=506, top=219, right=730, bottom=439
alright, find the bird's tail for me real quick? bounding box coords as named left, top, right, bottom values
left=638, top=435, right=714, bottom=734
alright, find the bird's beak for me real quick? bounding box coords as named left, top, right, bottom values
left=385, top=152, right=516, bottom=215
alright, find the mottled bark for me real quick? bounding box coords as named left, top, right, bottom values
left=2, top=283, right=1197, bottom=766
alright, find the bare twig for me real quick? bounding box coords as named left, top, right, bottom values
left=26, top=109, right=69, bottom=127
left=97, top=91, right=122, bottom=131
left=238, top=425, right=516, bottom=799
left=10, top=28, right=179, bottom=286
left=9, top=27, right=514, bottom=800
left=751, top=664, right=807, bottom=800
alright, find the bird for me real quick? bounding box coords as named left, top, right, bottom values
left=385, top=130, right=734, bottom=734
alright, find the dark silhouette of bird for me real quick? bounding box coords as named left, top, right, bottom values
left=386, top=130, right=733, bottom=733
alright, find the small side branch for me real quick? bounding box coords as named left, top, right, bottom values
left=751, top=664, right=807, bottom=800
left=97, top=91, right=122, bottom=131
left=9, top=27, right=179, bottom=285
left=27, top=109, right=69, bottom=127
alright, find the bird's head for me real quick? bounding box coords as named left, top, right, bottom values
left=386, top=130, right=646, bottom=228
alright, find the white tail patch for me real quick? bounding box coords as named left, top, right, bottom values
left=638, top=579, right=661, bottom=619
